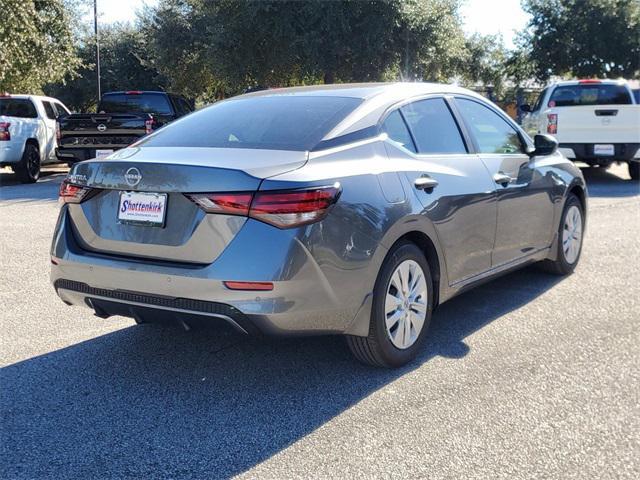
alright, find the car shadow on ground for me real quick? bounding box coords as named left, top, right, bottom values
left=0, top=168, right=67, bottom=203
left=1, top=266, right=564, bottom=479
left=579, top=165, right=639, bottom=198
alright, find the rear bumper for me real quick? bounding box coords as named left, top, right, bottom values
left=559, top=143, right=640, bottom=162
left=56, top=148, right=105, bottom=163
left=50, top=206, right=374, bottom=336
left=0, top=143, right=23, bottom=165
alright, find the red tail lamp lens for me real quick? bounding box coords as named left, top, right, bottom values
left=59, top=180, right=92, bottom=204
left=547, top=114, right=558, bottom=134
left=0, top=122, right=10, bottom=141
left=186, top=193, right=253, bottom=215
left=250, top=186, right=341, bottom=228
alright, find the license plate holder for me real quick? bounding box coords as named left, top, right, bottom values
left=594, top=144, right=614, bottom=156
left=117, top=191, right=167, bottom=227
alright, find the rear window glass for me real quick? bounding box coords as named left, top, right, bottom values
left=98, top=93, right=173, bottom=115
left=140, top=96, right=363, bottom=151
left=549, top=84, right=632, bottom=107
left=0, top=99, right=38, bottom=118
left=42, top=101, right=56, bottom=119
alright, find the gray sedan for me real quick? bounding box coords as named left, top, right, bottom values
left=51, top=83, right=587, bottom=367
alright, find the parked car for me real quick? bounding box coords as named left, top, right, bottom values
left=51, top=83, right=587, bottom=367
left=56, top=91, right=193, bottom=164
left=0, top=93, right=71, bottom=183
left=521, top=79, right=640, bottom=180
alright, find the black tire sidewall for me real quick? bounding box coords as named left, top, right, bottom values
left=17, top=143, right=40, bottom=183
left=556, top=194, right=584, bottom=272
left=370, top=242, right=434, bottom=367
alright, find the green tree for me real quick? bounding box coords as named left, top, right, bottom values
left=521, top=0, right=640, bottom=80
left=0, top=0, right=81, bottom=93
left=140, top=0, right=467, bottom=100
left=457, top=34, right=508, bottom=92
left=45, top=24, right=167, bottom=111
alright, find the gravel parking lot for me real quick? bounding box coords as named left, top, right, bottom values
left=1, top=164, right=638, bottom=479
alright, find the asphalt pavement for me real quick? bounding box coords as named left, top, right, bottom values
left=0, top=164, right=638, bottom=479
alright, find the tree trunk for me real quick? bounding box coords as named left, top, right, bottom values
left=323, top=70, right=335, bottom=84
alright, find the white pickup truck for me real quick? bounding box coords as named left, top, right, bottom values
left=0, top=93, right=71, bottom=183
left=521, top=79, right=640, bottom=180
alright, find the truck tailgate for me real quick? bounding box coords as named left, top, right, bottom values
left=548, top=105, right=640, bottom=144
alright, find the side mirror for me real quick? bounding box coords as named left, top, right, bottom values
left=529, top=134, right=558, bottom=157
left=519, top=104, right=532, bottom=113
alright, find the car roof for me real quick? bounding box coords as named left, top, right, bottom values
left=241, top=82, right=485, bottom=139
left=550, top=79, right=629, bottom=87
left=0, top=94, right=65, bottom=104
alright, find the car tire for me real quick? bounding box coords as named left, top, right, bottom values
left=628, top=162, right=640, bottom=181
left=346, top=241, right=434, bottom=368
left=540, top=194, right=584, bottom=275
left=14, top=143, right=41, bottom=184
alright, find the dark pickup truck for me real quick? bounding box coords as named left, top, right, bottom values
left=56, top=91, right=193, bottom=163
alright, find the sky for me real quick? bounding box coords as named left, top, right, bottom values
left=93, top=0, right=530, bottom=49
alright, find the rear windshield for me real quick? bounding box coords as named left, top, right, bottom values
left=549, top=84, right=632, bottom=107
left=0, top=98, right=38, bottom=118
left=139, top=95, right=363, bottom=151
left=98, top=93, right=173, bottom=115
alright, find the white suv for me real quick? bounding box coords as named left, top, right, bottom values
left=521, top=79, right=640, bottom=180
left=0, top=93, right=71, bottom=183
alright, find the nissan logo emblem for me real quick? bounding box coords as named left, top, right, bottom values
left=124, top=167, right=142, bottom=187
left=97, top=124, right=107, bottom=132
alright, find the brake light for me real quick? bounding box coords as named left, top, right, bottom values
left=55, top=121, right=61, bottom=140
left=185, top=193, right=253, bottom=215
left=145, top=117, right=155, bottom=135
left=0, top=92, right=10, bottom=97
left=0, top=122, right=10, bottom=141
left=578, top=79, right=601, bottom=84
left=59, top=179, right=92, bottom=204
left=185, top=185, right=341, bottom=228
left=125, top=90, right=143, bottom=95
left=547, top=114, right=558, bottom=134
left=250, top=186, right=341, bottom=228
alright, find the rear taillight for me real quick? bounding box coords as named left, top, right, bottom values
left=185, top=185, right=341, bottom=228
left=250, top=186, right=341, bottom=228
left=55, top=121, right=61, bottom=141
left=547, top=114, right=558, bottom=134
left=185, top=193, right=253, bottom=215
left=0, top=122, right=10, bottom=141
left=59, top=179, right=92, bottom=204
left=145, top=117, right=155, bottom=135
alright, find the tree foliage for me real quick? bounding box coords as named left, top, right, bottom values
left=0, top=0, right=81, bottom=93
left=45, top=24, right=168, bottom=111
left=521, top=0, right=640, bottom=80
left=140, top=0, right=467, bottom=100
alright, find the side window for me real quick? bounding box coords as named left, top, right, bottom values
left=179, top=98, right=192, bottom=115
left=54, top=102, right=70, bottom=116
left=382, top=110, right=416, bottom=153
left=532, top=88, right=547, bottom=112
left=456, top=98, right=525, bottom=154
left=42, top=101, right=56, bottom=119
left=400, top=98, right=467, bottom=154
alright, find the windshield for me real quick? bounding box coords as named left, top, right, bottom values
left=549, top=84, right=632, bottom=107
left=0, top=99, right=38, bottom=118
left=139, top=95, right=363, bottom=151
left=98, top=93, right=173, bottom=115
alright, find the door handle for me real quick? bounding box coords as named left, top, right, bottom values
left=414, top=175, right=438, bottom=191
left=493, top=172, right=512, bottom=187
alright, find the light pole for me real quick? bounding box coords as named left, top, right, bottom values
left=94, top=0, right=101, bottom=100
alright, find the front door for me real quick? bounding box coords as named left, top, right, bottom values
left=454, top=97, right=555, bottom=267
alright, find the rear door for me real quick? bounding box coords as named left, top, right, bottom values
left=383, top=96, right=497, bottom=284
left=453, top=96, right=555, bottom=268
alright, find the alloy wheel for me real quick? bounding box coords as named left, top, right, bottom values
left=562, top=205, right=582, bottom=264
left=384, top=259, right=429, bottom=349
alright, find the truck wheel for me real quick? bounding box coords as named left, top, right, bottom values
left=15, top=143, right=41, bottom=183
left=628, top=162, right=640, bottom=181
left=346, top=241, right=433, bottom=368
left=540, top=194, right=584, bottom=275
